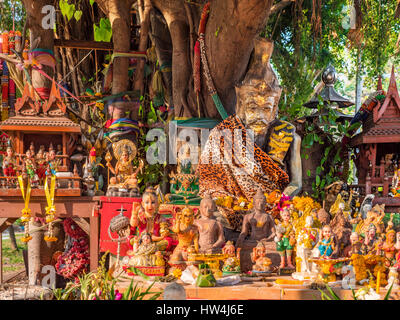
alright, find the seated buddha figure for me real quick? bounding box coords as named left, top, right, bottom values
left=166, top=144, right=201, bottom=205
left=127, top=232, right=165, bottom=267
left=168, top=207, right=199, bottom=268
left=107, top=140, right=143, bottom=192
left=236, top=188, right=276, bottom=271
left=197, top=38, right=302, bottom=232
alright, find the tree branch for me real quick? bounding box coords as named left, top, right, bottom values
left=270, top=0, right=295, bottom=15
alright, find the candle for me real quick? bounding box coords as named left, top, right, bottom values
left=376, top=270, right=381, bottom=294
left=296, top=256, right=302, bottom=273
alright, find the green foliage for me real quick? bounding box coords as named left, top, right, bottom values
left=264, top=0, right=349, bottom=120
left=59, top=0, right=83, bottom=22
left=135, top=94, right=167, bottom=193
left=53, top=252, right=162, bottom=300
left=359, top=0, right=400, bottom=86
left=0, top=0, right=25, bottom=31
left=301, top=103, right=349, bottom=199
left=94, top=18, right=112, bottom=42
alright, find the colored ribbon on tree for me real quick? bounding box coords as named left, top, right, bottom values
left=197, top=2, right=228, bottom=120
left=44, top=175, right=58, bottom=242
left=18, top=175, right=32, bottom=242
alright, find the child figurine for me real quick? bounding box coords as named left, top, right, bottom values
left=316, top=225, right=337, bottom=259
left=3, top=146, right=16, bottom=178
left=274, top=207, right=296, bottom=269
left=24, top=150, right=38, bottom=184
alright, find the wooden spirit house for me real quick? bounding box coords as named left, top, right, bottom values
left=0, top=82, right=82, bottom=196
left=350, top=67, right=400, bottom=211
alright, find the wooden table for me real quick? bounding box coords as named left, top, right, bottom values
left=115, top=275, right=397, bottom=300
left=0, top=196, right=100, bottom=284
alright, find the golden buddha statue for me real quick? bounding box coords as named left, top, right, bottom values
left=107, top=139, right=143, bottom=191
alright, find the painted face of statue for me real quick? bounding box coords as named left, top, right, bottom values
left=236, top=81, right=280, bottom=136
left=6, top=148, right=13, bottom=157
left=368, top=227, right=376, bottom=239
left=122, top=151, right=129, bottom=162
left=200, top=197, right=216, bottom=218
left=350, top=233, right=359, bottom=245
left=322, top=226, right=332, bottom=239
left=182, top=209, right=194, bottom=226
left=388, top=231, right=395, bottom=243
left=143, top=193, right=158, bottom=218
left=49, top=150, right=56, bottom=160
left=254, top=193, right=266, bottom=212
left=280, top=208, right=291, bottom=222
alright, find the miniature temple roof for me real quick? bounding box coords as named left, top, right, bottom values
left=303, top=65, right=354, bottom=109
left=373, top=66, right=400, bottom=123
left=350, top=66, right=400, bottom=147
left=0, top=116, right=81, bottom=133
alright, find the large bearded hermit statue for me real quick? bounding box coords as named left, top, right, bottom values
left=197, top=38, right=302, bottom=231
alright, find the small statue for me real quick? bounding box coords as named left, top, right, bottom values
left=343, top=232, right=363, bottom=257
left=169, top=207, right=199, bottom=268
left=237, top=188, right=276, bottom=247
left=130, top=188, right=175, bottom=252
left=329, top=190, right=352, bottom=218
left=356, top=205, right=386, bottom=238
left=330, top=204, right=352, bottom=257
left=107, top=140, right=143, bottom=193
left=316, top=225, right=337, bottom=259
left=359, top=194, right=375, bottom=219
left=46, top=149, right=61, bottom=176
left=323, top=181, right=343, bottom=213
left=194, top=194, right=225, bottom=253
left=2, top=146, right=16, bottom=179
left=316, top=208, right=330, bottom=226
left=165, top=144, right=201, bottom=205
left=251, top=241, right=272, bottom=272
left=24, top=150, right=38, bottom=183
left=85, top=147, right=105, bottom=193
left=221, top=241, right=241, bottom=275
left=385, top=266, right=400, bottom=290
left=236, top=188, right=276, bottom=272
left=392, top=161, right=400, bottom=197
left=127, top=232, right=165, bottom=267
left=295, top=215, right=318, bottom=274
left=379, top=229, right=397, bottom=266
left=360, top=224, right=379, bottom=255
left=56, top=144, right=63, bottom=156
left=29, top=142, right=35, bottom=157
left=35, top=148, right=47, bottom=186
left=274, top=207, right=296, bottom=269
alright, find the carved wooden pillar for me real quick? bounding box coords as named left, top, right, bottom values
left=366, top=173, right=372, bottom=195
left=383, top=175, right=389, bottom=196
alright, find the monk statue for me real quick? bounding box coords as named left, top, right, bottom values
left=236, top=188, right=276, bottom=271
left=198, top=38, right=302, bottom=232
left=194, top=194, right=225, bottom=253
